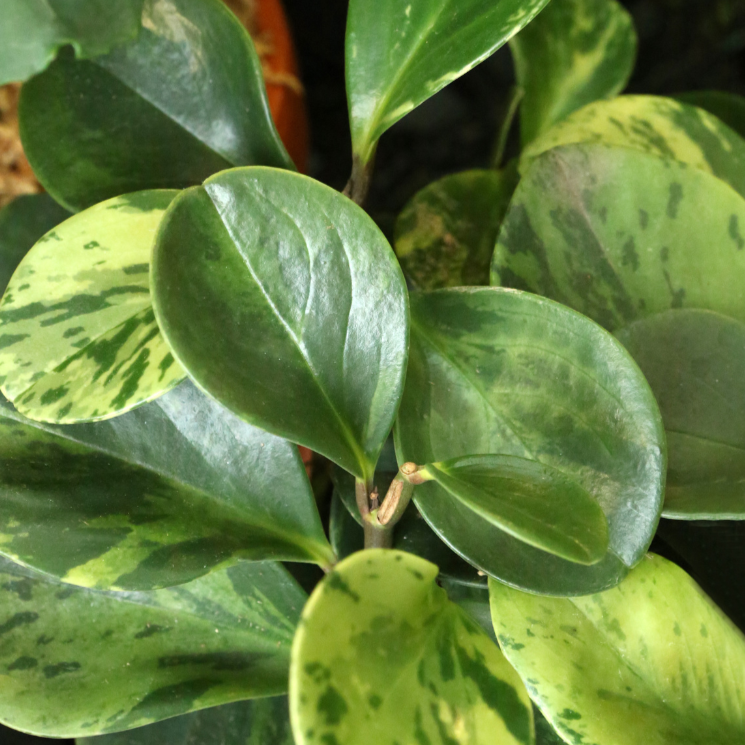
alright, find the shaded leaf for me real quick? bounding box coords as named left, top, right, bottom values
left=290, top=549, right=534, bottom=745
left=489, top=554, right=745, bottom=745
left=510, top=0, right=637, bottom=144
left=0, top=556, right=306, bottom=737
left=0, top=381, right=334, bottom=590
left=493, top=143, right=745, bottom=331
left=439, top=578, right=495, bottom=641
left=395, top=288, right=665, bottom=595
left=346, top=0, right=551, bottom=164
left=394, top=167, right=519, bottom=289
left=677, top=90, right=745, bottom=140
left=0, top=191, right=185, bottom=423
left=20, top=0, right=292, bottom=212
left=152, top=167, right=409, bottom=483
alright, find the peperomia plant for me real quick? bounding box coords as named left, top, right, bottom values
left=0, top=0, right=744, bottom=744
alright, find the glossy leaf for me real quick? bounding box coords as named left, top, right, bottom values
left=510, top=0, right=637, bottom=144
left=0, top=381, right=334, bottom=591
left=395, top=288, right=665, bottom=595
left=394, top=167, right=519, bottom=290
left=152, top=167, right=409, bottom=483
left=617, top=309, right=745, bottom=519
left=677, top=90, right=745, bottom=140
left=0, top=194, right=70, bottom=293
left=521, top=95, right=745, bottom=198
left=20, top=0, right=293, bottom=213
left=346, top=0, right=551, bottom=164
left=489, top=554, right=745, bottom=745
left=77, top=697, right=294, bottom=745
left=493, top=143, right=745, bottom=331
left=0, top=0, right=144, bottom=85
left=424, top=454, right=609, bottom=565
left=290, top=550, right=534, bottom=745
left=439, top=579, right=495, bottom=640
left=0, top=191, right=185, bottom=423
left=0, top=556, right=306, bottom=737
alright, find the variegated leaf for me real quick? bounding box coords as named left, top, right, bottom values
left=677, top=90, right=745, bottom=140
left=0, top=381, right=334, bottom=590
left=290, top=550, right=534, bottom=745
left=0, top=191, right=185, bottom=424
left=0, top=556, right=305, bottom=738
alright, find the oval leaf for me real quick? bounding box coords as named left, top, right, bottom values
left=0, top=381, right=334, bottom=590
left=394, top=167, right=519, bottom=290
left=493, top=143, right=745, bottom=331
left=510, top=0, right=637, bottom=144
left=0, top=556, right=306, bottom=737
left=489, top=554, right=745, bottom=745
left=290, top=549, right=534, bottom=745
left=676, top=90, right=745, bottom=140
left=617, top=309, right=745, bottom=519
left=20, top=0, right=293, bottom=212
left=152, top=167, right=409, bottom=482
left=346, top=0, right=551, bottom=164
left=395, top=288, right=665, bottom=595
left=520, top=95, right=745, bottom=198
left=0, top=191, right=185, bottom=423
left=425, top=454, right=609, bottom=565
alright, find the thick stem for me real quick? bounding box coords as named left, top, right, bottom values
left=364, top=519, right=394, bottom=549
left=343, top=153, right=375, bottom=207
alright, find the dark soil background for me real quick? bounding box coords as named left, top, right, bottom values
left=3, top=1, right=745, bottom=743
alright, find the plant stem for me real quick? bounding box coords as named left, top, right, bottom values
left=491, top=86, right=524, bottom=170
left=364, top=520, right=394, bottom=549
left=343, top=153, right=375, bottom=206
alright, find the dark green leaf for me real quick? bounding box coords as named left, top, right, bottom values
left=395, top=288, right=665, bottom=595
left=152, top=167, right=409, bottom=483
left=19, top=0, right=292, bottom=212
left=0, top=0, right=144, bottom=85
left=0, top=380, right=334, bottom=590
left=424, top=454, right=609, bottom=565
left=394, top=167, right=519, bottom=289
left=0, top=194, right=70, bottom=293
left=0, top=556, right=305, bottom=737
left=510, top=0, right=637, bottom=144
left=439, top=579, right=495, bottom=641
left=676, top=91, right=745, bottom=141
left=346, top=0, right=551, bottom=164
left=493, top=143, right=745, bottom=331
left=290, top=549, right=534, bottom=745
left=617, top=309, right=745, bottom=519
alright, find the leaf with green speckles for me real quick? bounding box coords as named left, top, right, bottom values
left=290, top=549, right=534, bottom=745
left=0, top=0, right=144, bottom=85
left=19, top=0, right=293, bottom=213
left=394, top=167, right=519, bottom=290
left=521, top=95, right=745, bottom=198
left=510, top=0, right=637, bottom=144
left=0, top=194, right=70, bottom=294
left=151, top=167, right=409, bottom=484
left=440, top=579, right=495, bottom=641
left=77, top=696, right=294, bottom=745
left=346, top=0, right=552, bottom=165
left=395, top=288, right=666, bottom=595
left=617, top=309, right=745, bottom=519
left=0, top=191, right=185, bottom=424
left=0, top=381, right=334, bottom=590
left=492, top=143, right=745, bottom=332
left=676, top=91, right=745, bottom=141
left=422, top=454, right=609, bottom=565
left=489, top=553, right=745, bottom=745
left=0, top=555, right=305, bottom=738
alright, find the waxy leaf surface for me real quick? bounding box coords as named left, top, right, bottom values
left=0, top=556, right=306, bottom=737
left=396, top=288, right=665, bottom=595
left=152, top=167, right=409, bottom=482
left=346, top=0, right=551, bottom=163
left=510, top=0, right=636, bottom=144
left=0, top=191, right=185, bottom=423
left=520, top=95, right=745, bottom=198
left=617, top=309, right=745, bottom=519
left=78, top=697, right=294, bottom=745
left=0, top=0, right=144, bottom=85
left=425, top=454, right=609, bottom=565
left=677, top=90, right=745, bottom=140
left=20, top=0, right=292, bottom=212
left=493, top=143, right=745, bottom=331
left=290, top=550, right=534, bottom=745
left=489, top=554, right=745, bottom=745
left=394, top=167, right=518, bottom=290
left=0, top=381, right=333, bottom=590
